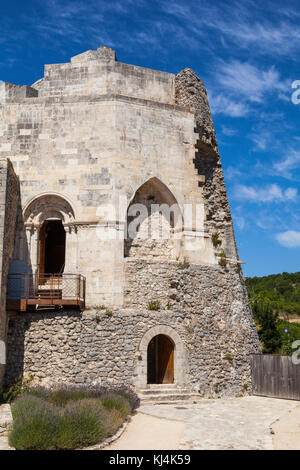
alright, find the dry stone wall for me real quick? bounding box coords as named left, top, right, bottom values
left=5, top=260, right=259, bottom=397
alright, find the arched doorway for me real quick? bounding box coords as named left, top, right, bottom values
left=147, top=334, right=174, bottom=384
left=39, top=220, right=66, bottom=277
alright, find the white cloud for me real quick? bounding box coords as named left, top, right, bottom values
left=275, top=231, right=300, bottom=248
left=233, top=215, right=245, bottom=230
left=209, top=60, right=289, bottom=118
left=221, top=125, right=238, bottom=136
left=162, top=1, right=300, bottom=58
left=234, top=183, right=298, bottom=202
left=224, top=166, right=242, bottom=181
left=250, top=131, right=270, bottom=151
left=215, top=60, right=288, bottom=103
left=208, top=92, right=250, bottom=117
left=273, top=149, right=300, bottom=178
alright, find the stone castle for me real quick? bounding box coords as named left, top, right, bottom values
left=0, top=46, right=259, bottom=397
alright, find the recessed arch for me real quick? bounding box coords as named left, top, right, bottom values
left=23, top=193, right=75, bottom=225
left=147, top=334, right=174, bottom=384
left=124, top=177, right=183, bottom=259
left=135, top=325, right=187, bottom=389
left=127, top=177, right=183, bottom=210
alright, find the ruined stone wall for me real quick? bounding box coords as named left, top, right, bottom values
left=0, top=49, right=214, bottom=306
left=0, top=159, right=19, bottom=391
left=175, top=69, right=238, bottom=259
left=5, top=260, right=259, bottom=397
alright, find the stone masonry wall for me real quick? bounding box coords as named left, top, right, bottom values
left=5, top=260, right=260, bottom=397
left=175, top=69, right=238, bottom=259
left=0, top=159, right=19, bottom=391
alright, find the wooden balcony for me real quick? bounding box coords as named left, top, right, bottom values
left=7, top=273, right=86, bottom=312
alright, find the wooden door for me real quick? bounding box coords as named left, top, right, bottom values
left=147, top=335, right=174, bottom=384
left=157, top=335, right=174, bottom=384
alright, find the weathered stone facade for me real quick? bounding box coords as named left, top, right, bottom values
left=0, top=46, right=260, bottom=394
left=6, top=260, right=259, bottom=396
left=0, top=160, right=19, bottom=391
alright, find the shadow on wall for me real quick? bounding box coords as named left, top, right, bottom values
left=4, top=309, right=82, bottom=389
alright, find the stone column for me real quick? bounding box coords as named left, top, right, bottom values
left=63, top=223, right=78, bottom=274
left=25, top=224, right=39, bottom=274
left=30, top=225, right=40, bottom=275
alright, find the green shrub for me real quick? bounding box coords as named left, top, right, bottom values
left=148, top=301, right=160, bottom=311
left=27, top=386, right=88, bottom=407
left=2, top=375, right=34, bottom=404
left=107, top=409, right=124, bottom=436
left=24, top=383, right=140, bottom=411
left=101, top=393, right=130, bottom=418
left=211, top=232, right=222, bottom=248
left=57, top=399, right=110, bottom=449
left=177, top=258, right=190, bottom=269
left=9, top=395, right=60, bottom=450
left=8, top=384, right=137, bottom=450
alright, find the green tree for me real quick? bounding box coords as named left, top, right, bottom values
left=251, top=299, right=282, bottom=353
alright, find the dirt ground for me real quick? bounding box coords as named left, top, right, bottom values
left=104, top=396, right=300, bottom=450
left=272, top=404, right=300, bottom=450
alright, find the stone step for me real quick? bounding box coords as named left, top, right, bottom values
left=138, top=390, right=202, bottom=404
left=139, top=388, right=191, bottom=395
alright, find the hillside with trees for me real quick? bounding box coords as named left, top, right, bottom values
left=245, top=272, right=300, bottom=355
left=245, top=271, right=300, bottom=317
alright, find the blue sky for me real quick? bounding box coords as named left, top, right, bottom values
left=1, top=0, right=299, bottom=277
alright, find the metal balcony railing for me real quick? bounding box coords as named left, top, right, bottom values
left=7, top=273, right=86, bottom=311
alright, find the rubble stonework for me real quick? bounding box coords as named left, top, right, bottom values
left=175, top=68, right=238, bottom=259
left=0, top=160, right=19, bottom=391
left=0, top=46, right=260, bottom=394
left=6, top=260, right=259, bottom=396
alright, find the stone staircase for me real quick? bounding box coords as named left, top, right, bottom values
left=138, top=384, right=202, bottom=405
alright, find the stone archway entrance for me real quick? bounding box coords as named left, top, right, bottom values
left=147, top=334, right=174, bottom=384
left=39, top=220, right=66, bottom=276
left=135, top=325, right=187, bottom=389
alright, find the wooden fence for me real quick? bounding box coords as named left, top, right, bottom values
left=251, top=354, right=300, bottom=401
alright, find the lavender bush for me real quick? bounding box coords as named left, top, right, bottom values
left=101, top=393, right=131, bottom=418
left=56, top=399, right=111, bottom=449
left=9, top=395, right=60, bottom=450
left=8, top=384, right=139, bottom=450
left=24, top=383, right=140, bottom=410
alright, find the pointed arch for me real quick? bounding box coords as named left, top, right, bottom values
left=124, top=177, right=183, bottom=260
left=127, top=177, right=183, bottom=210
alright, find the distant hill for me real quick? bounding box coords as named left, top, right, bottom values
left=245, top=271, right=300, bottom=317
